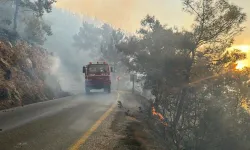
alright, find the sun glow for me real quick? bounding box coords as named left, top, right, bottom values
left=229, top=45, right=250, bottom=70
left=234, top=45, right=250, bottom=53
left=236, top=61, right=246, bottom=70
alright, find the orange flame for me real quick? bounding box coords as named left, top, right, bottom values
left=152, top=106, right=168, bottom=126
left=241, top=99, right=250, bottom=114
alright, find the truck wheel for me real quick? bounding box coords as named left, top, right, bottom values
left=108, top=86, right=111, bottom=93
left=104, top=85, right=111, bottom=93
left=85, top=87, right=90, bottom=94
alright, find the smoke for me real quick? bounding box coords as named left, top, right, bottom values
left=48, top=55, right=61, bottom=75
left=42, top=7, right=111, bottom=94
left=56, top=0, right=137, bottom=30
left=42, top=8, right=86, bottom=94
left=41, top=2, right=250, bottom=96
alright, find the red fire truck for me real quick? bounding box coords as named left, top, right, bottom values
left=82, top=62, right=113, bottom=94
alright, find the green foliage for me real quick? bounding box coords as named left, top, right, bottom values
left=0, top=0, right=55, bottom=44
left=73, top=22, right=102, bottom=51
left=23, top=16, right=52, bottom=45
left=73, top=22, right=127, bottom=72
left=117, top=0, right=249, bottom=149
left=182, top=0, right=246, bottom=45
left=19, top=0, right=56, bottom=17
left=100, top=28, right=126, bottom=67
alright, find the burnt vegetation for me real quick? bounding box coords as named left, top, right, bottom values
left=1, top=0, right=250, bottom=149
left=115, top=0, right=250, bottom=150
left=0, top=0, right=71, bottom=110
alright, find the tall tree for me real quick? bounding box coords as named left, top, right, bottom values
left=100, top=25, right=126, bottom=72
left=73, top=22, right=126, bottom=68
left=73, top=22, right=102, bottom=51
left=117, top=0, right=248, bottom=147
left=13, top=0, right=56, bottom=31
left=23, top=16, right=52, bottom=45
left=171, top=0, right=247, bottom=133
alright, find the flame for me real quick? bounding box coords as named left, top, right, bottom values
left=152, top=106, right=168, bottom=126
left=241, top=99, right=250, bottom=114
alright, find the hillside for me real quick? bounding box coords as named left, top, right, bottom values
left=0, top=40, right=70, bottom=110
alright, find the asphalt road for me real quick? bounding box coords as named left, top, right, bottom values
left=0, top=91, right=117, bottom=150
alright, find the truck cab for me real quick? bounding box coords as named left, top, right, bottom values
left=82, top=62, right=113, bottom=94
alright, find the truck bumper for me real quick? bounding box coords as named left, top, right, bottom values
left=85, top=81, right=111, bottom=89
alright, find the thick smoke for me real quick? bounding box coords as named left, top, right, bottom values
left=43, top=8, right=102, bottom=94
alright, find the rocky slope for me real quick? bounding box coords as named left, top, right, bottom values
left=0, top=40, right=70, bottom=110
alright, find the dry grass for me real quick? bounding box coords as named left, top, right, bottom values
left=0, top=40, right=67, bottom=110
left=110, top=93, right=168, bottom=150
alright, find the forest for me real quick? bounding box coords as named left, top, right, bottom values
left=1, top=0, right=250, bottom=149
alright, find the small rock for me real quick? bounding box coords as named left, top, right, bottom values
left=4, top=69, right=12, bottom=80
left=7, top=41, right=12, bottom=48
left=117, top=101, right=122, bottom=108
left=138, top=106, right=142, bottom=113
left=0, top=88, right=9, bottom=100
left=0, top=129, right=2, bottom=131
left=125, top=109, right=130, bottom=116
left=10, top=101, right=15, bottom=106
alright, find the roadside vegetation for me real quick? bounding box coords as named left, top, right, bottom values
left=116, top=0, right=250, bottom=149
left=0, top=0, right=69, bottom=110
left=1, top=0, right=250, bottom=149
left=75, top=1, right=250, bottom=149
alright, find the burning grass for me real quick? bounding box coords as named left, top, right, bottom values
left=152, top=106, right=168, bottom=126
left=111, top=93, right=168, bottom=150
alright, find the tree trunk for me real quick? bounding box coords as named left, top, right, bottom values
left=172, top=88, right=187, bottom=129
left=172, top=50, right=195, bottom=131
left=13, top=0, right=20, bottom=32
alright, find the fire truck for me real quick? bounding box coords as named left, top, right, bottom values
left=82, top=62, right=113, bottom=94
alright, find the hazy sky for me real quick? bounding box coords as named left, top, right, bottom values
left=56, top=0, right=250, bottom=45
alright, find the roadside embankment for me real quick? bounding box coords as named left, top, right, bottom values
left=80, top=91, right=167, bottom=150
left=0, top=40, right=70, bottom=110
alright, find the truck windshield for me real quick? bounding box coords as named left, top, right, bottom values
left=87, top=64, right=109, bottom=74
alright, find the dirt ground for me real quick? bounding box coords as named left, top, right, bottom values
left=80, top=92, right=168, bottom=150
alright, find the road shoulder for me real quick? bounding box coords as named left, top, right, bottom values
left=80, top=92, right=167, bottom=150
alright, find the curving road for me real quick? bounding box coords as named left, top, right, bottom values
left=0, top=92, right=117, bottom=150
